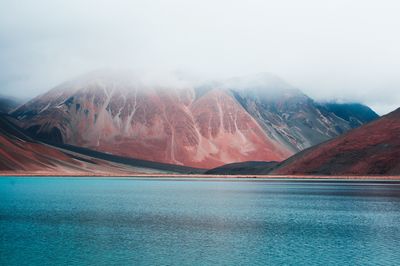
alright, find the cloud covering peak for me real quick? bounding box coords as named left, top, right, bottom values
left=1, top=0, right=399, bottom=114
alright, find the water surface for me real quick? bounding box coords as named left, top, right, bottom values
left=1, top=177, right=400, bottom=265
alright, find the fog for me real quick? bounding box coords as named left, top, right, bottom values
left=1, top=0, right=399, bottom=114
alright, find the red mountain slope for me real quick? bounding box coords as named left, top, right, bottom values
left=272, top=108, right=400, bottom=175
left=11, top=71, right=378, bottom=169
left=13, top=73, right=291, bottom=168
left=0, top=114, right=166, bottom=175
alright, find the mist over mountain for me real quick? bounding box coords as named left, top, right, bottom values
left=0, top=95, right=22, bottom=113
left=1, top=0, right=400, bottom=114
left=10, top=71, right=379, bottom=168
left=320, top=102, right=379, bottom=128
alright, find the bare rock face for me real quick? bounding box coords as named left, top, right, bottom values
left=12, top=71, right=378, bottom=168
left=272, top=108, right=400, bottom=175
left=224, top=73, right=375, bottom=152
left=0, top=113, right=145, bottom=174
left=188, top=89, right=291, bottom=167
left=13, top=72, right=291, bottom=168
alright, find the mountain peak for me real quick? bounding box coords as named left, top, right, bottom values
left=10, top=71, right=379, bottom=168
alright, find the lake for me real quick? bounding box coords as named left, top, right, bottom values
left=1, top=177, right=400, bottom=265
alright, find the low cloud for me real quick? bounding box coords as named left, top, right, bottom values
left=1, top=0, right=399, bottom=114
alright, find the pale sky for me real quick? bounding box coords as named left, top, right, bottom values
left=1, top=0, right=399, bottom=114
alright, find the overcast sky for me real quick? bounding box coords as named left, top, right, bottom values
left=1, top=0, right=399, bottom=114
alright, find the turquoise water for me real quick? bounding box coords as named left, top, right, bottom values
left=1, top=178, right=400, bottom=265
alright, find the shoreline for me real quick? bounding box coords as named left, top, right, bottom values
left=1, top=172, right=400, bottom=181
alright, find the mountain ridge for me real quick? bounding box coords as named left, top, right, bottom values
left=0, top=112, right=203, bottom=174
left=10, top=71, right=379, bottom=168
left=271, top=108, right=400, bottom=175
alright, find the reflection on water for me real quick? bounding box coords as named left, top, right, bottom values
left=1, top=178, right=400, bottom=265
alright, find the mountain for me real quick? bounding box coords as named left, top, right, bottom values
left=0, top=113, right=201, bottom=175
left=226, top=74, right=378, bottom=152
left=0, top=113, right=132, bottom=174
left=321, top=102, right=379, bottom=128
left=11, top=71, right=378, bottom=168
left=272, top=108, right=400, bottom=175
left=205, top=161, right=278, bottom=175
left=0, top=96, right=21, bottom=113
left=11, top=71, right=291, bottom=168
